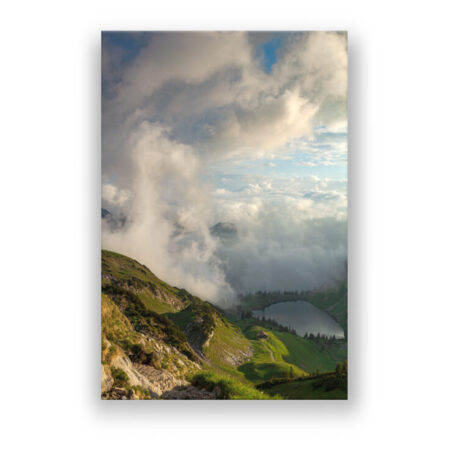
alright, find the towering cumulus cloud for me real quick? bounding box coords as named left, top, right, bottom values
left=102, top=31, right=348, bottom=305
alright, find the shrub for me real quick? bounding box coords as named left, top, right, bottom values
left=131, top=385, right=151, bottom=400
left=111, top=367, right=129, bottom=387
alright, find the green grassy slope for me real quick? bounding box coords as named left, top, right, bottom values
left=238, top=332, right=306, bottom=383
left=102, top=250, right=175, bottom=291
left=167, top=299, right=253, bottom=374
left=165, top=308, right=194, bottom=330
left=137, top=291, right=174, bottom=314
left=102, top=250, right=185, bottom=314
left=203, top=319, right=253, bottom=379
left=272, top=330, right=346, bottom=373
left=102, top=249, right=253, bottom=378
left=237, top=327, right=307, bottom=382
left=235, top=318, right=346, bottom=377
left=259, top=372, right=347, bottom=400
left=190, top=371, right=280, bottom=400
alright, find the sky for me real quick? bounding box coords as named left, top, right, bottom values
left=101, top=31, right=348, bottom=305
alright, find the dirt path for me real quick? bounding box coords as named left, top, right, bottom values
left=263, top=343, right=275, bottom=361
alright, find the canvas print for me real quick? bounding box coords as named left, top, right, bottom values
left=101, top=31, right=348, bottom=399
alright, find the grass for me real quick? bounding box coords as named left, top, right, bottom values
left=236, top=324, right=307, bottom=383
left=165, top=308, right=195, bottom=330
left=203, top=319, right=253, bottom=382
left=101, top=293, right=143, bottom=361
left=167, top=304, right=255, bottom=384
left=234, top=318, right=346, bottom=380
left=102, top=249, right=184, bottom=314
left=139, top=291, right=174, bottom=314
left=260, top=373, right=347, bottom=400
left=190, top=371, right=280, bottom=399
left=102, top=250, right=178, bottom=294
left=271, top=330, right=347, bottom=373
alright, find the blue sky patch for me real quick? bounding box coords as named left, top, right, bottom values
left=260, top=36, right=284, bottom=72
left=102, top=32, right=149, bottom=64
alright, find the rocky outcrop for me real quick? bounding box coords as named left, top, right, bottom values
left=103, top=387, right=128, bottom=400
left=101, top=365, right=114, bottom=393
left=108, top=352, right=188, bottom=398
left=150, top=286, right=185, bottom=311
left=102, top=349, right=217, bottom=399
left=185, top=318, right=214, bottom=357
left=133, top=363, right=188, bottom=397
left=221, top=346, right=253, bottom=367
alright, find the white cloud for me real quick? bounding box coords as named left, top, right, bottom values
left=102, top=32, right=348, bottom=303
left=102, top=122, right=234, bottom=302
left=102, top=183, right=130, bottom=207
left=207, top=175, right=347, bottom=293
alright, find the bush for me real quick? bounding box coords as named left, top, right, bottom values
left=312, top=374, right=347, bottom=391
left=129, top=343, right=152, bottom=364
left=111, top=367, right=129, bottom=387
left=131, top=385, right=151, bottom=400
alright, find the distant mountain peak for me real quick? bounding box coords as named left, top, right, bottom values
left=101, top=208, right=126, bottom=231
left=101, top=208, right=112, bottom=218
left=210, top=222, right=238, bottom=243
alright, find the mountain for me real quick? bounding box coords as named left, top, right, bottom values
left=209, top=222, right=238, bottom=244
left=101, top=250, right=347, bottom=399
left=101, top=208, right=111, bottom=219
left=101, top=208, right=126, bottom=231
left=101, top=250, right=260, bottom=399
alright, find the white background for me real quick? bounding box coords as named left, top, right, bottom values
left=1, top=1, right=449, bottom=449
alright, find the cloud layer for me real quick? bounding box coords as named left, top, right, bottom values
left=102, top=31, right=348, bottom=304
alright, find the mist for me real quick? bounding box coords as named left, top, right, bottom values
left=102, top=31, right=347, bottom=306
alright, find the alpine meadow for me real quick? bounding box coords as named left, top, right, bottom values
left=101, top=31, right=348, bottom=400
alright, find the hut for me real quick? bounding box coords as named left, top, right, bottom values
left=258, top=330, right=268, bottom=339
